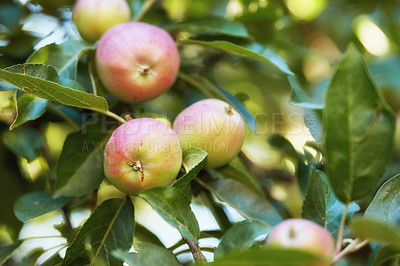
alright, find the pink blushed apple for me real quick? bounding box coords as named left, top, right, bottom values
left=72, top=0, right=131, bottom=43
left=95, top=22, right=180, bottom=103
left=173, top=99, right=245, bottom=168
left=267, top=219, right=335, bottom=266
left=104, top=118, right=182, bottom=195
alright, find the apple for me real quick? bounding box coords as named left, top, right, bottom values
left=173, top=98, right=245, bottom=168
left=103, top=118, right=182, bottom=195
left=72, top=0, right=131, bottom=43
left=267, top=219, right=334, bottom=266
left=95, top=22, right=180, bottom=103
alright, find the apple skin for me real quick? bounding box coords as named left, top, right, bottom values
left=95, top=22, right=180, bottom=103
left=267, top=219, right=335, bottom=266
left=173, top=99, right=245, bottom=168
left=104, top=118, right=182, bottom=195
left=72, top=0, right=131, bottom=43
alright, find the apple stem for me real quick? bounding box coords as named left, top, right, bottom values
left=134, top=0, right=157, bottom=22
left=335, top=202, right=350, bottom=253
left=333, top=238, right=370, bottom=264
left=104, top=110, right=127, bottom=124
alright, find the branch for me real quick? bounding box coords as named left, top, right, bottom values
left=333, top=238, right=370, bottom=264
left=335, top=201, right=349, bottom=253
left=184, top=238, right=207, bottom=263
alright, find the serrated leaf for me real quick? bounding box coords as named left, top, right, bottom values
left=139, top=186, right=200, bottom=243
left=14, top=192, right=69, bottom=222
left=0, top=241, right=22, bottom=265
left=301, top=167, right=360, bottom=238
left=27, top=40, right=93, bottom=79
left=0, top=64, right=108, bottom=112
left=173, top=147, right=207, bottom=200
left=209, top=246, right=323, bottom=266
left=372, top=244, right=400, bottom=266
left=324, top=44, right=395, bottom=202
left=56, top=122, right=110, bottom=197
left=206, top=179, right=281, bottom=227
left=180, top=40, right=293, bottom=75
left=62, top=198, right=134, bottom=266
left=112, top=243, right=180, bottom=266
left=2, top=126, right=42, bottom=162
left=350, top=216, right=400, bottom=248
left=214, top=220, right=269, bottom=259
left=179, top=74, right=257, bottom=132
left=365, top=174, right=400, bottom=225
left=10, top=91, right=48, bottom=130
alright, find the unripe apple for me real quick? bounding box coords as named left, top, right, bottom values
left=72, top=0, right=131, bottom=43
left=267, top=219, right=334, bottom=266
left=95, top=22, right=180, bottom=103
left=104, top=118, right=182, bottom=195
left=173, top=99, right=245, bottom=168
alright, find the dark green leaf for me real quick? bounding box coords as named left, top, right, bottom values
left=209, top=246, right=323, bottom=266
left=173, top=147, right=207, bottom=200
left=112, top=243, right=180, bottom=266
left=0, top=64, right=108, bottom=112
left=19, top=248, right=44, bottom=266
left=350, top=216, right=400, bottom=248
left=139, top=186, right=200, bottom=243
left=62, top=198, right=134, bottom=266
left=324, top=44, right=395, bottom=202
left=372, top=244, right=400, bottom=266
left=13, top=192, right=69, bottom=222
left=365, top=174, right=400, bottom=225
left=2, top=126, right=42, bottom=162
left=56, top=122, right=110, bottom=197
left=0, top=241, right=22, bottom=265
left=268, top=134, right=303, bottom=161
left=301, top=167, right=360, bottom=238
left=214, top=220, right=269, bottom=259
left=134, top=223, right=165, bottom=247
left=10, top=91, right=48, bottom=130
left=288, top=76, right=325, bottom=109
left=27, top=40, right=93, bottom=79
left=180, top=40, right=294, bottom=75
left=206, top=179, right=281, bottom=227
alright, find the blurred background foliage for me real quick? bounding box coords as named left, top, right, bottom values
left=1, top=0, right=400, bottom=264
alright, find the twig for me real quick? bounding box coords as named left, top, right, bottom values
left=62, top=205, right=73, bottom=235
left=134, top=0, right=157, bottom=22
left=333, top=238, right=370, bottom=264
left=335, top=201, right=349, bottom=253
left=184, top=238, right=207, bottom=263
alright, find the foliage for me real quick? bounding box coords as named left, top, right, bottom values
left=0, top=0, right=400, bottom=265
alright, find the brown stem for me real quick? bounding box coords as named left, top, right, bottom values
left=333, top=238, right=369, bottom=264
left=62, top=205, right=73, bottom=235
left=91, top=189, right=98, bottom=212
left=184, top=238, right=207, bottom=263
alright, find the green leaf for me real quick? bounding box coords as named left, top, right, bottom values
left=0, top=241, right=22, bottom=265
left=0, top=64, right=108, bottom=112
left=180, top=40, right=294, bottom=75
left=206, top=179, right=282, bottom=227
left=179, top=73, right=257, bottom=132
left=139, top=186, right=200, bottom=243
left=2, top=126, right=42, bottom=162
left=166, top=17, right=248, bottom=38
left=372, top=244, right=400, bottom=266
left=324, top=44, right=395, bottom=202
left=288, top=76, right=325, bottom=109
left=19, top=248, right=44, bottom=266
left=214, top=220, right=269, bottom=259
left=134, top=223, right=165, bottom=247
left=214, top=157, right=263, bottom=197
left=173, top=147, right=207, bottom=200
left=350, top=216, right=400, bottom=248
left=27, top=40, right=93, bottom=79
left=62, top=198, right=134, bottom=266
left=365, top=174, right=400, bottom=225
left=55, top=122, right=110, bottom=197
left=14, top=192, right=69, bottom=222
left=268, top=134, right=303, bottom=162
left=209, top=246, right=323, bottom=266
left=10, top=91, right=48, bottom=130
left=112, top=243, right=180, bottom=266
left=301, top=167, right=360, bottom=238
